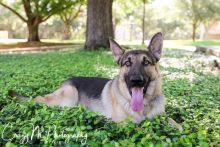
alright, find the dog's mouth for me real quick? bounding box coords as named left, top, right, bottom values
left=125, top=75, right=149, bottom=112
left=129, top=86, right=146, bottom=112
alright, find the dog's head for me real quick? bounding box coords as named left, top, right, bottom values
left=109, top=32, right=163, bottom=112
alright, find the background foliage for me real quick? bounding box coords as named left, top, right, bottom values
left=1, top=0, right=220, bottom=40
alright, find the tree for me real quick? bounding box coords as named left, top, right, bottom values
left=59, top=1, right=85, bottom=40
left=112, top=0, right=140, bottom=29
left=85, top=0, right=113, bottom=49
left=176, top=0, right=220, bottom=41
left=142, top=0, right=147, bottom=44
left=113, top=0, right=155, bottom=43
left=113, top=0, right=145, bottom=42
left=0, top=0, right=81, bottom=42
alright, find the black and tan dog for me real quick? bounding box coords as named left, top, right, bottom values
left=9, top=32, right=165, bottom=123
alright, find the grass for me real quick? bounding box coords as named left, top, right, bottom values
left=173, top=40, right=220, bottom=46
left=1, top=39, right=220, bottom=49
left=0, top=48, right=219, bottom=146
left=119, top=39, right=220, bottom=47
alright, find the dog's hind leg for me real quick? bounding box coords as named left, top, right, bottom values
left=34, top=84, right=79, bottom=107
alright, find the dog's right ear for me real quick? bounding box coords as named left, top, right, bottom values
left=109, top=37, right=125, bottom=64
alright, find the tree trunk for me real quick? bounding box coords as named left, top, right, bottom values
left=85, top=0, right=114, bottom=50
left=142, top=0, right=146, bottom=45
left=27, top=21, right=40, bottom=42
left=63, top=22, right=72, bottom=40
left=192, top=21, right=196, bottom=42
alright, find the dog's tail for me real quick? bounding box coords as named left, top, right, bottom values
left=8, top=90, right=29, bottom=101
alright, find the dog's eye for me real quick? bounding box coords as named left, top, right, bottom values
left=125, top=61, right=132, bottom=67
left=143, top=60, right=149, bottom=66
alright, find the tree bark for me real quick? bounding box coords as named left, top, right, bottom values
left=60, top=5, right=82, bottom=40
left=63, top=22, right=72, bottom=40
left=27, top=22, right=40, bottom=42
left=27, top=17, right=41, bottom=42
left=192, top=21, right=196, bottom=42
left=85, top=0, right=114, bottom=50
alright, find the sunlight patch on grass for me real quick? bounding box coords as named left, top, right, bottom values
left=94, top=64, right=118, bottom=78
left=187, top=55, right=220, bottom=75
left=160, top=58, right=186, bottom=69
left=162, top=48, right=220, bottom=76
left=163, top=71, right=197, bottom=82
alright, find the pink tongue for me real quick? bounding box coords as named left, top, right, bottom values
left=131, top=87, right=144, bottom=112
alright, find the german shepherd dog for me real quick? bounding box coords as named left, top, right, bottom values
left=9, top=32, right=165, bottom=123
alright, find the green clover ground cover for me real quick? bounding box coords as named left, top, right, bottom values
left=0, top=49, right=219, bottom=146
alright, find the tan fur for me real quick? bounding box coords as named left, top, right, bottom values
left=32, top=50, right=165, bottom=123
left=99, top=51, right=165, bottom=123
left=34, top=84, right=78, bottom=107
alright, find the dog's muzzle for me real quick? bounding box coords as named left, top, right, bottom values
left=129, top=75, right=145, bottom=87
left=127, top=74, right=147, bottom=112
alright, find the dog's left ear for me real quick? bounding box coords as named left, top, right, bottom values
left=148, top=32, right=163, bottom=61
left=109, top=37, right=125, bottom=64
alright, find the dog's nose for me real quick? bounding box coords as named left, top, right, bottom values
left=130, top=75, right=144, bottom=85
